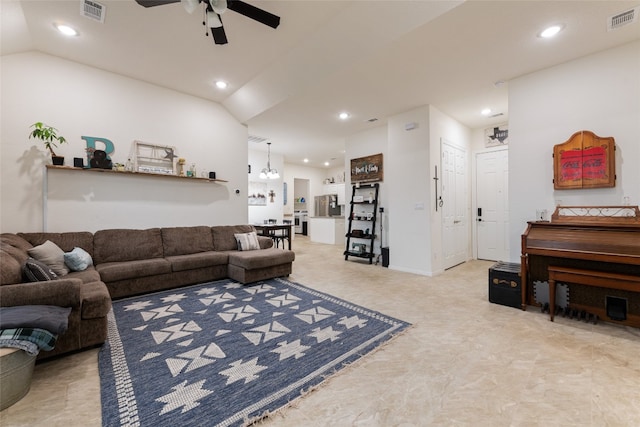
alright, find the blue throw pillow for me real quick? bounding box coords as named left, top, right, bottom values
left=64, top=247, right=93, bottom=271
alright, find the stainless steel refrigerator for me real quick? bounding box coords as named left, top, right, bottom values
left=314, top=194, right=341, bottom=217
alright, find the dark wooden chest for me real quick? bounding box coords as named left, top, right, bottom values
left=488, top=262, right=521, bottom=309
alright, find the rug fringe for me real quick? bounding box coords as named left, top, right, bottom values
left=241, top=325, right=414, bottom=426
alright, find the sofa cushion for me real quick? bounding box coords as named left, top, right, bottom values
left=66, top=266, right=101, bottom=284
left=227, top=248, right=295, bottom=270
left=80, top=282, right=112, bottom=319
left=23, top=258, right=59, bottom=282
left=212, top=225, right=256, bottom=251
left=162, top=226, right=214, bottom=257
left=165, top=252, right=228, bottom=272
left=0, top=250, right=23, bottom=285
left=27, top=240, right=70, bottom=276
left=257, top=236, right=274, bottom=249
left=93, top=228, right=163, bottom=264
left=96, top=258, right=172, bottom=283
left=234, top=232, right=260, bottom=251
left=1, top=236, right=32, bottom=285
left=19, top=232, right=95, bottom=258
left=1, top=233, right=33, bottom=252
left=64, top=247, right=93, bottom=271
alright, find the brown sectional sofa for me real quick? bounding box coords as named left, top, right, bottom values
left=0, top=225, right=295, bottom=360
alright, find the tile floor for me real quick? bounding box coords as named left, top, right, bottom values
left=2, top=236, right=640, bottom=426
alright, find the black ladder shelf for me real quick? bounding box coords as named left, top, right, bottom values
left=344, top=183, right=379, bottom=264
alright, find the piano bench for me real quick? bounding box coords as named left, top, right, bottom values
left=547, top=266, right=640, bottom=322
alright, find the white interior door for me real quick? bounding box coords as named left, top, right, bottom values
left=442, top=140, right=468, bottom=269
left=476, top=149, right=509, bottom=261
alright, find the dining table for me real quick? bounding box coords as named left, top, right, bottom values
left=253, top=223, right=292, bottom=250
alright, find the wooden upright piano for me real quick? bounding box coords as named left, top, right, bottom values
left=521, top=206, right=640, bottom=326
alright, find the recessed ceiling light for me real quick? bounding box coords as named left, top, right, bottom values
left=481, top=108, right=492, bottom=116
left=303, top=158, right=309, bottom=163
left=338, top=112, right=350, bottom=120
left=55, top=24, right=78, bottom=36
left=324, top=161, right=330, bottom=166
left=215, top=80, right=228, bottom=89
left=538, top=24, right=564, bottom=38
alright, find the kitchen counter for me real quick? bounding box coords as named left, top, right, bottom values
left=309, top=216, right=345, bottom=245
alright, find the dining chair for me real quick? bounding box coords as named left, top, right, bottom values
left=273, top=219, right=292, bottom=249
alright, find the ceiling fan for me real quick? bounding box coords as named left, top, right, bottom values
left=134, top=0, right=280, bottom=45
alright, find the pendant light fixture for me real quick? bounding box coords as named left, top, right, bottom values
left=259, top=142, right=280, bottom=179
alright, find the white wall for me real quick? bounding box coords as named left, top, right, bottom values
left=508, top=40, right=640, bottom=261
left=1, top=52, right=248, bottom=233
left=324, top=166, right=346, bottom=184
left=386, top=107, right=432, bottom=275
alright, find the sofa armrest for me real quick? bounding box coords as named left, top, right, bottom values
left=0, top=278, right=82, bottom=309
left=257, top=236, right=274, bottom=249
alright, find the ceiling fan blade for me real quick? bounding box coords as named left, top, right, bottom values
left=227, top=0, right=280, bottom=29
left=134, top=0, right=181, bottom=7
left=211, top=26, right=228, bottom=44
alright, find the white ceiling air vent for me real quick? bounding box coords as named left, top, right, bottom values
left=81, top=0, right=106, bottom=23
left=489, top=112, right=504, bottom=118
left=608, top=7, right=638, bottom=31
left=248, top=135, right=269, bottom=144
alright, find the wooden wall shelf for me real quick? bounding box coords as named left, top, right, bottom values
left=46, top=165, right=228, bottom=183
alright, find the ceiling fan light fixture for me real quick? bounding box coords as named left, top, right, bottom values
left=207, top=11, right=223, bottom=28
left=209, top=0, right=228, bottom=15
left=181, top=0, right=199, bottom=14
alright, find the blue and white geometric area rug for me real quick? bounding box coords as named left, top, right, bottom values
left=99, top=278, right=410, bottom=427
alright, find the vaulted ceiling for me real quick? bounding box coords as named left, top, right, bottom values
left=2, top=1, right=639, bottom=168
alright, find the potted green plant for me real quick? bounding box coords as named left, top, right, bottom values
left=28, top=122, right=68, bottom=165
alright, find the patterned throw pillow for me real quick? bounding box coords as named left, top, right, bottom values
left=27, top=240, right=70, bottom=276
left=23, top=257, right=59, bottom=282
left=64, top=247, right=93, bottom=271
left=234, top=232, right=260, bottom=251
